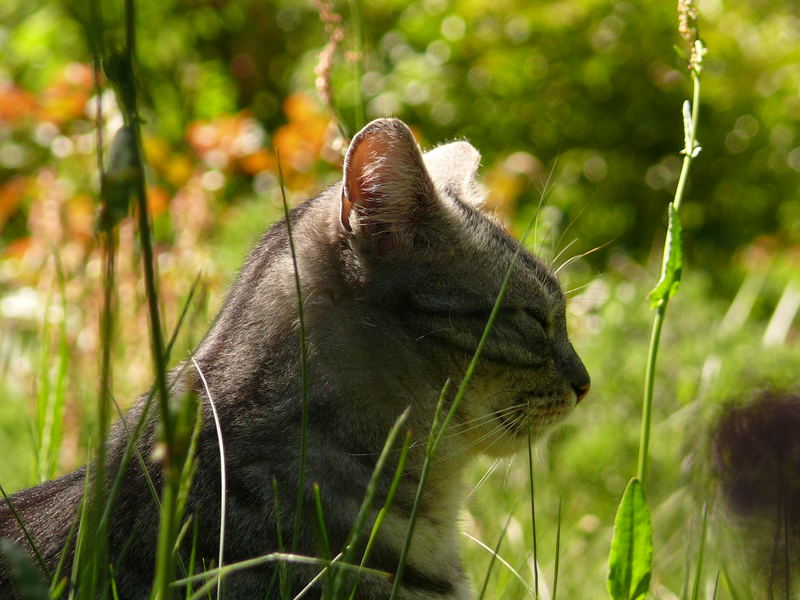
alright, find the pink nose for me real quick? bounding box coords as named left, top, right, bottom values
left=574, top=383, right=590, bottom=404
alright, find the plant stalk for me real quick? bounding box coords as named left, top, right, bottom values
left=636, top=65, right=702, bottom=488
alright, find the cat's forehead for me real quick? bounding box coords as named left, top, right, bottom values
left=421, top=141, right=558, bottom=297
left=437, top=189, right=564, bottom=305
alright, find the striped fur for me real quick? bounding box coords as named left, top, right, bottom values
left=0, top=118, right=589, bottom=599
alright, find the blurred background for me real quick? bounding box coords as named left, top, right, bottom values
left=1, top=0, right=798, bottom=597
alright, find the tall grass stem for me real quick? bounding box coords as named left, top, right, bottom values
left=476, top=512, right=514, bottom=600
left=690, top=502, right=709, bottom=600
left=347, top=0, right=365, bottom=129
left=527, top=430, right=539, bottom=598
left=552, top=499, right=562, bottom=600
left=0, top=482, right=49, bottom=577
left=275, top=152, right=311, bottom=563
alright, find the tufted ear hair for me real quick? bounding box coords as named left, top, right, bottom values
left=423, top=141, right=480, bottom=188
left=340, top=118, right=436, bottom=255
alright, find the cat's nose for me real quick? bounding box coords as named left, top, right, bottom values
left=573, top=382, right=590, bottom=404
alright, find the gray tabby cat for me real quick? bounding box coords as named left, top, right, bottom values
left=0, top=118, right=589, bottom=599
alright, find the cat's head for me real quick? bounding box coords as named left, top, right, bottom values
left=305, top=118, right=589, bottom=457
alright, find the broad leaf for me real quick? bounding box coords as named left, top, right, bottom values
left=607, top=478, right=653, bottom=600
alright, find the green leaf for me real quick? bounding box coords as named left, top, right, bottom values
left=0, top=539, right=49, bottom=600
left=607, top=478, right=653, bottom=600
left=648, top=203, right=683, bottom=308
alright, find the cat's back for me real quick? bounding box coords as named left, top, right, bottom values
left=0, top=467, right=85, bottom=591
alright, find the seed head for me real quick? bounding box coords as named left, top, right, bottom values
left=677, top=0, right=704, bottom=72
left=314, top=0, right=346, bottom=111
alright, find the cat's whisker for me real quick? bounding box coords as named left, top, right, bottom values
left=445, top=404, right=528, bottom=429
left=554, top=237, right=615, bottom=275
left=564, top=277, right=603, bottom=297
left=406, top=422, right=507, bottom=472
left=463, top=458, right=503, bottom=502
left=423, top=418, right=524, bottom=485
left=432, top=405, right=528, bottom=442
left=345, top=407, right=524, bottom=459
left=429, top=414, right=526, bottom=466
left=502, top=455, right=517, bottom=489
left=550, top=204, right=586, bottom=267
left=532, top=156, right=558, bottom=258
left=480, top=418, right=526, bottom=455
left=549, top=238, right=578, bottom=272
left=415, top=327, right=456, bottom=341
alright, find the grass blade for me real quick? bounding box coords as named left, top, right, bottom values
left=721, top=563, right=742, bottom=600
left=463, top=533, right=533, bottom=596
left=477, top=512, right=514, bottom=600
left=346, top=429, right=413, bottom=600
left=527, top=429, right=539, bottom=598
left=275, top=153, right=310, bottom=567
left=329, top=408, right=411, bottom=597
left=553, top=499, right=562, bottom=600
left=272, top=476, right=290, bottom=599
left=0, top=482, right=50, bottom=578
left=295, top=552, right=343, bottom=600
left=312, top=484, right=331, bottom=561
left=347, top=0, right=365, bottom=130
left=690, top=502, right=709, bottom=600
left=50, top=508, right=79, bottom=596
left=174, top=552, right=389, bottom=600
left=388, top=381, right=447, bottom=600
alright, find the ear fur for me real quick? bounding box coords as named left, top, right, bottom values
left=341, top=118, right=435, bottom=254
left=423, top=141, right=480, bottom=190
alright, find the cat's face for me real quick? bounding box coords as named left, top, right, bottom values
left=316, top=118, right=589, bottom=457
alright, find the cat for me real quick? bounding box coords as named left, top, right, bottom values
left=0, top=118, right=590, bottom=599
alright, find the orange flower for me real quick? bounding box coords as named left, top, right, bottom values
left=273, top=93, right=330, bottom=176
left=238, top=149, right=274, bottom=175
left=39, top=63, right=94, bottom=124
left=147, top=185, right=170, bottom=217
left=0, top=84, right=38, bottom=124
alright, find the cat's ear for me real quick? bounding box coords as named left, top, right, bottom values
left=423, top=141, right=484, bottom=206
left=341, top=118, right=435, bottom=254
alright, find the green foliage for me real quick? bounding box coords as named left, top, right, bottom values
left=607, top=478, right=652, bottom=600
left=32, top=267, right=68, bottom=483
